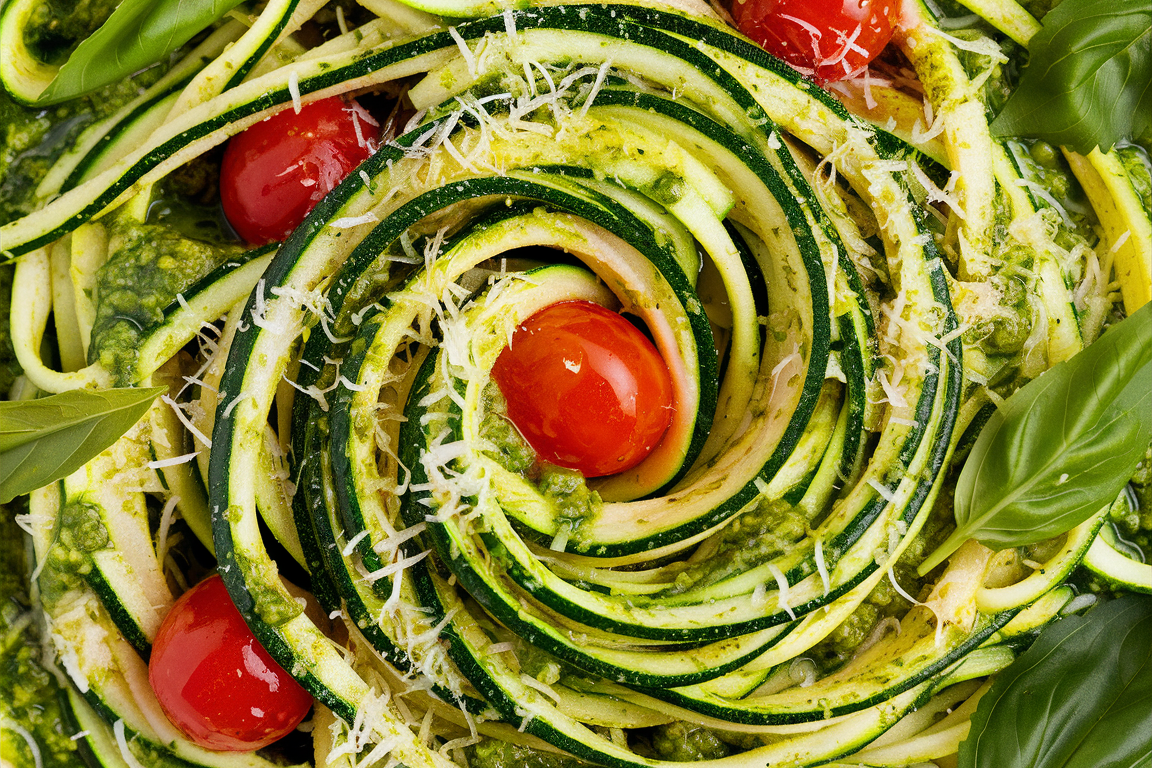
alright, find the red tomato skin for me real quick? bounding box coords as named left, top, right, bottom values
left=148, top=575, right=312, bottom=751
left=490, top=301, right=674, bottom=478
left=731, top=0, right=897, bottom=83
left=220, top=97, right=378, bottom=245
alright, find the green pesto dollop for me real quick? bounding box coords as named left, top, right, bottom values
left=467, top=739, right=589, bottom=768
left=479, top=384, right=602, bottom=533
left=663, top=496, right=808, bottom=597
left=88, top=215, right=249, bottom=384
left=0, top=69, right=168, bottom=225
left=21, top=0, right=119, bottom=66
left=480, top=385, right=538, bottom=475
left=966, top=272, right=1032, bottom=357
left=0, top=504, right=81, bottom=768
left=538, top=464, right=601, bottom=532
left=647, top=723, right=731, bottom=762
left=1014, top=138, right=1098, bottom=242
left=35, top=501, right=110, bottom=609
left=1117, top=443, right=1152, bottom=562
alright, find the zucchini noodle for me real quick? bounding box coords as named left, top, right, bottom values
left=1, top=0, right=1150, bottom=767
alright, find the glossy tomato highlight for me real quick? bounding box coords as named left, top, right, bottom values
left=731, top=0, right=898, bottom=83
left=490, top=301, right=674, bottom=478
left=148, top=575, right=312, bottom=751
left=220, top=96, right=378, bottom=245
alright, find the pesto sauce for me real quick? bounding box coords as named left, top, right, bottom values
left=0, top=504, right=81, bottom=768
left=21, top=0, right=119, bottom=66
left=479, top=384, right=603, bottom=533
left=1117, top=444, right=1152, bottom=562
left=538, top=465, right=600, bottom=534
left=35, top=500, right=109, bottom=610
left=480, top=385, right=538, bottom=474
left=806, top=490, right=953, bottom=672
left=0, top=0, right=172, bottom=223
left=466, top=739, right=589, bottom=768
left=1014, top=138, right=1099, bottom=241
left=646, top=722, right=730, bottom=762
left=964, top=270, right=1032, bottom=363
left=88, top=214, right=248, bottom=384
left=662, top=497, right=809, bottom=597
left=0, top=68, right=167, bottom=225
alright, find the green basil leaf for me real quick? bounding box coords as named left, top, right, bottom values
left=0, top=386, right=166, bottom=503
left=920, top=303, right=1152, bottom=574
left=960, top=595, right=1152, bottom=768
left=34, top=0, right=244, bottom=105
left=989, top=0, right=1152, bottom=153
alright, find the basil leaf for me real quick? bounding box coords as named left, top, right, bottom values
left=989, top=0, right=1152, bottom=153
left=0, top=386, right=166, bottom=503
left=960, top=595, right=1152, bottom=768
left=34, top=0, right=243, bottom=105
left=920, top=303, right=1152, bottom=574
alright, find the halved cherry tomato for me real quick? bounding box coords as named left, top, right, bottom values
left=731, top=0, right=898, bottom=83
left=148, top=574, right=312, bottom=751
left=490, top=301, right=674, bottom=478
left=220, top=96, right=379, bottom=245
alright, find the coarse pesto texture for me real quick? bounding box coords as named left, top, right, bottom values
left=1118, top=444, right=1152, bottom=561
left=480, top=384, right=604, bottom=534
left=647, top=723, right=730, bottom=762
left=88, top=214, right=248, bottom=384
left=806, top=485, right=954, bottom=672
left=481, top=386, right=539, bottom=474
left=467, top=739, right=589, bottom=768
left=32, top=500, right=108, bottom=610
left=664, top=496, right=810, bottom=596
left=0, top=504, right=80, bottom=768
left=0, top=68, right=167, bottom=225
left=538, top=464, right=601, bottom=534
left=1013, top=138, right=1098, bottom=239
left=21, top=0, right=119, bottom=65
left=0, top=0, right=170, bottom=224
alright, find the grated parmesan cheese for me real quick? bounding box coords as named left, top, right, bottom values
left=113, top=721, right=148, bottom=768
left=9, top=723, right=43, bottom=768
left=814, top=539, right=830, bottom=596
left=329, top=212, right=381, bottom=229
left=288, top=71, right=302, bottom=114
left=868, top=478, right=896, bottom=504
left=767, top=563, right=796, bottom=620
left=146, top=451, right=199, bottom=469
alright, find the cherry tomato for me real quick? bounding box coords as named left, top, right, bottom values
left=220, top=96, right=379, bottom=245
left=490, top=301, right=675, bottom=478
left=731, top=0, right=898, bottom=83
left=148, top=574, right=312, bottom=751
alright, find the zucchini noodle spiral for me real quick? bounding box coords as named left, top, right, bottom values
left=2, top=0, right=1149, bottom=767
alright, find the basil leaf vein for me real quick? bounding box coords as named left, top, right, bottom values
left=0, top=386, right=166, bottom=503
left=920, top=303, right=1152, bottom=574
left=960, top=595, right=1152, bottom=768
left=989, top=0, right=1152, bottom=153
left=34, top=0, right=244, bottom=105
